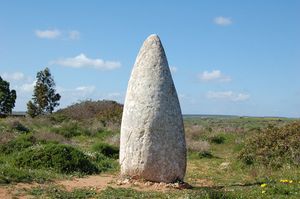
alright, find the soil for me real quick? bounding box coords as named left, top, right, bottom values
left=0, top=174, right=207, bottom=198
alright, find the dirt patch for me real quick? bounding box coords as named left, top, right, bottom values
left=0, top=182, right=40, bottom=199
left=115, top=178, right=192, bottom=192
left=0, top=186, right=11, bottom=199
left=0, top=174, right=207, bottom=198
left=57, top=174, right=115, bottom=191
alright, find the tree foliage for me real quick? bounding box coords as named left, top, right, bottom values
left=27, top=67, right=61, bottom=117
left=0, top=76, right=17, bottom=117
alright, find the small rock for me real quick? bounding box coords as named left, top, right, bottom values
left=133, top=181, right=139, bottom=186
left=145, top=181, right=153, bottom=186
left=220, top=162, right=230, bottom=169
left=122, top=178, right=130, bottom=184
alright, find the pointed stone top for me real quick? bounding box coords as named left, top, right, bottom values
left=143, top=34, right=161, bottom=45
left=134, top=34, right=167, bottom=71
left=147, top=34, right=160, bottom=40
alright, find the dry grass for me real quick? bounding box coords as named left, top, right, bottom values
left=186, top=139, right=210, bottom=153
left=34, top=132, right=72, bottom=145
left=106, top=133, right=120, bottom=147
left=0, top=132, right=17, bottom=145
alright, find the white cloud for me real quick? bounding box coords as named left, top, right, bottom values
left=58, top=85, right=96, bottom=96
left=169, top=66, right=178, bottom=73
left=207, top=91, right=250, bottom=102
left=52, top=53, right=121, bottom=70
left=214, top=16, right=232, bottom=26
left=69, top=30, right=80, bottom=40
left=19, top=80, right=36, bottom=93
left=1, top=72, right=34, bottom=93
left=35, top=29, right=61, bottom=39
left=75, top=86, right=95, bottom=93
left=198, top=70, right=231, bottom=82
left=1, top=72, right=25, bottom=81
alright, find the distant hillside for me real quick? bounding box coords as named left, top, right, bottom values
left=55, top=100, right=123, bottom=123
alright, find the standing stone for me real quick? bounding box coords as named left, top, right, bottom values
left=119, top=34, right=186, bottom=183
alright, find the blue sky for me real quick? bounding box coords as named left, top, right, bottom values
left=0, top=0, right=299, bottom=117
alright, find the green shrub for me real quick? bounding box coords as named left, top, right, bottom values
left=0, top=163, right=52, bottom=184
left=239, top=122, right=300, bottom=167
left=94, top=153, right=119, bottom=172
left=198, top=151, right=213, bottom=158
left=0, top=134, right=37, bottom=154
left=92, top=143, right=119, bottom=158
left=51, top=121, right=91, bottom=138
left=49, top=113, right=69, bottom=123
left=14, top=143, right=98, bottom=174
left=209, top=135, right=226, bottom=144
left=10, top=120, right=30, bottom=133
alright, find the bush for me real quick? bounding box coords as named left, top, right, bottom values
left=0, top=164, right=51, bottom=184
left=0, top=134, right=37, bottom=154
left=10, top=120, right=30, bottom=133
left=34, top=132, right=69, bottom=144
left=14, top=143, right=99, bottom=174
left=239, top=122, right=300, bottom=167
left=198, top=151, right=213, bottom=158
left=209, top=135, right=226, bottom=144
left=51, top=121, right=91, bottom=138
left=94, top=153, right=119, bottom=172
left=55, top=100, right=123, bottom=123
left=92, top=143, right=119, bottom=159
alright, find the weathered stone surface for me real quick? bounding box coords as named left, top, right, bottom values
left=119, top=34, right=186, bottom=183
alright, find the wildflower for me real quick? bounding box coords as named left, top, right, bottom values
left=261, top=183, right=267, bottom=188
left=262, top=190, right=266, bottom=194
left=280, top=179, right=289, bottom=183
left=289, top=180, right=293, bottom=183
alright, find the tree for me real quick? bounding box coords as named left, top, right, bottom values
left=27, top=67, right=61, bottom=117
left=0, top=76, right=17, bottom=117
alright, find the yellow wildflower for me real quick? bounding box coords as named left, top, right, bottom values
left=261, top=183, right=267, bottom=188
left=280, top=179, right=289, bottom=183
left=262, top=190, right=266, bottom=194
left=289, top=180, right=293, bottom=183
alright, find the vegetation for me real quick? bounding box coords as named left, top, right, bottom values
left=0, top=133, right=39, bottom=154
left=0, top=76, right=16, bottom=117
left=28, top=185, right=97, bottom=199
left=56, top=100, right=123, bottom=124
left=0, top=111, right=299, bottom=198
left=92, top=142, right=119, bottom=159
left=239, top=122, right=300, bottom=167
left=15, top=143, right=99, bottom=174
left=27, top=67, right=61, bottom=117
left=209, top=134, right=226, bottom=144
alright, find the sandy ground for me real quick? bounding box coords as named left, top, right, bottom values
left=0, top=173, right=206, bottom=198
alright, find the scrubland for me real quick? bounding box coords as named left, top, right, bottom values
left=0, top=101, right=299, bottom=198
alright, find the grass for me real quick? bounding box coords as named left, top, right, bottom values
left=0, top=112, right=299, bottom=198
left=184, top=117, right=300, bottom=198
left=98, top=186, right=235, bottom=199
left=28, top=185, right=97, bottom=199
left=26, top=186, right=234, bottom=199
